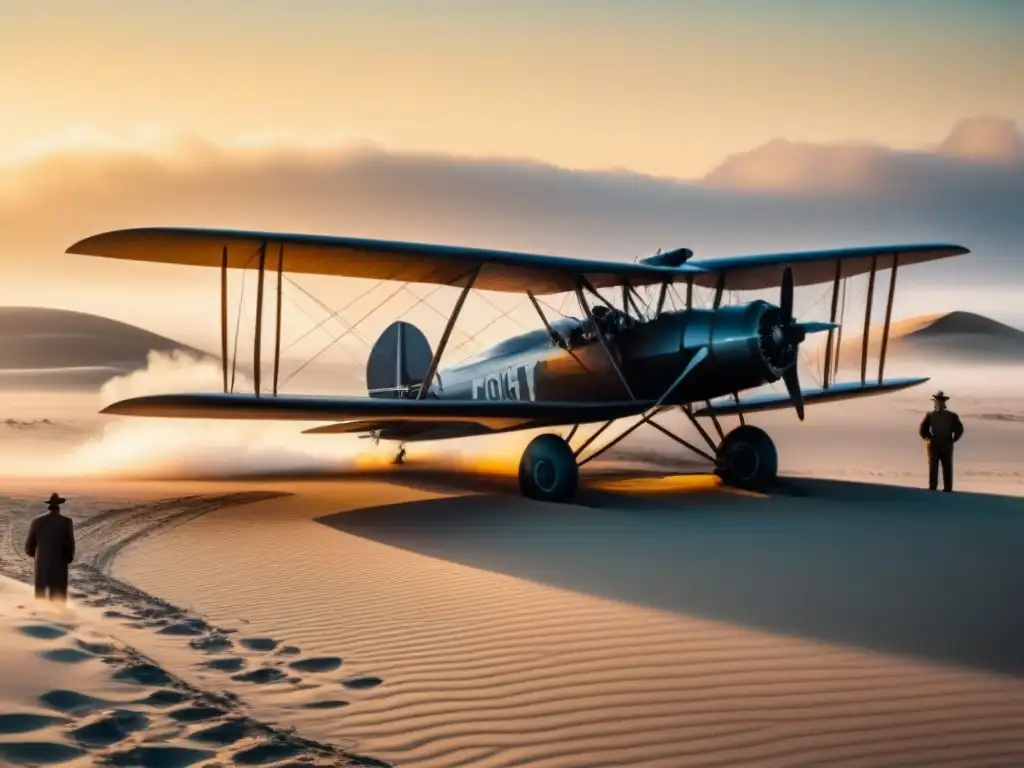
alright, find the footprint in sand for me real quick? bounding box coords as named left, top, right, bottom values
left=238, top=637, right=278, bottom=652
left=274, top=645, right=301, bottom=656
left=112, top=662, right=175, bottom=687
left=157, top=618, right=209, bottom=637
left=17, top=623, right=69, bottom=640
left=75, top=639, right=117, bottom=656
left=39, top=689, right=108, bottom=716
left=231, top=740, right=304, bottom=765
left=40, top=647, right=95, bottom=664
left=342, top=676, right=383, bottom=690
left=139, top=688, right=191, bottom=708
left=0, top=713, right=71, bottom=734
left=167, top=704, right=228, bottom=723
left=301, top=699, right=349, bottom=710
left=187, top=718, right=254, bottom=747
left=189, top=634, right=233, bottom=653
left=288, top=656, right=343, bottom=674
left=202, top=656, right=245, bottom=673
left=231, top=666, right=287, bottom=684
left=102, top=745, right=214, bottom=767
left=70, top=709, right=150, bottom=748
left=0, top=742, right=87, bottom=765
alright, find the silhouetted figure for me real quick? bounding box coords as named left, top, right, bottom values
left=919, top=391, right=964, bottom=492
left=393, top=445, right=406, bottom=465
left=25, top=493, right=75, bottom=601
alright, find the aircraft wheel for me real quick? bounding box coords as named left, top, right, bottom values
left=519, top=433, right=579, bottom=503
left=714, top=425, right=778, bottom=491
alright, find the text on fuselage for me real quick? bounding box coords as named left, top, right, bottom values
left=472, top=361, right=538, bottom=401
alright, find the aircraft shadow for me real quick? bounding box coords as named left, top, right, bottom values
left=317, top=475, right=1024, bottom=677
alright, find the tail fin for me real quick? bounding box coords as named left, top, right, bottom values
left=366, top=321, right=434, bottom=398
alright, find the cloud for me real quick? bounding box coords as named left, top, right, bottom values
left=937, top=117, right=1024, bottom=164
left=702, top=117, right=1024, bottom=194
left=0, top=120, right=1022, bottom=333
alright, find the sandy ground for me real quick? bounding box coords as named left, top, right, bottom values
left=0, top=495, right=386, bottom=767
left=0, top=358, right=1022, bottom=767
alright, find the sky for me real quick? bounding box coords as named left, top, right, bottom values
left=0, top=0, right=1022, bottom=362
left=2, top=0, right=1022, bottom=178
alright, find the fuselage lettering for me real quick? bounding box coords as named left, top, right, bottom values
left=472, top=361, right=538, bottom=402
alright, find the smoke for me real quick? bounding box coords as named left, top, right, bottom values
left=16, top=352, right=367, bottom=480
left=0, top=351, right=535, bottom=481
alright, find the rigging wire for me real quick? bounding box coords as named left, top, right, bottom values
left=279, top=280, right=410, bottom=388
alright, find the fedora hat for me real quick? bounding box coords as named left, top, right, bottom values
left=931, top=391, right=950, bottom=401
left=46, top=493, right=66, bottom=506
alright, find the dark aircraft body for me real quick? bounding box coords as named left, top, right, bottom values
left=66, top=226, right=968, bottom=503
left=365, top=303, right=782, bottom=441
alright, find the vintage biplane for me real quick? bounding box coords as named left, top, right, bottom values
left=68, top=228, right=967, bottom=502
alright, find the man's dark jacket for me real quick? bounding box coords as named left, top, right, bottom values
left=25, top=511, right=75, bottom=595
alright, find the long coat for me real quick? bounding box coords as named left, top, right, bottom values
left=25, top=511, right=75, bottom=595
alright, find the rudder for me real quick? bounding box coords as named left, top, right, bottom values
left=366, top=321, right=434, bottom=398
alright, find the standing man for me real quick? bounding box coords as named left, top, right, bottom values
left=918, top=391, right=964, bottom=492
left=25, top=493, right=76, bottom=602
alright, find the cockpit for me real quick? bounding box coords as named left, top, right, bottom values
left=590, top=305, right=634, bottom=337
left=553, top=305, right=635, bottom=350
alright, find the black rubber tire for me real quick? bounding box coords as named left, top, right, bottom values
left=714, top=424, right=778, bottom=491
left=518, top=433, right=579, bottom=503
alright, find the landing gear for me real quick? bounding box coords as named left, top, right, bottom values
left=519, top=434, right=579, bottom=503
left=714, top=425, right=778, bottom=491
left=392, top=445, right=407, bottom=465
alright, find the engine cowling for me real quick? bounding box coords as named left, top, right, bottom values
left=619, top=301, right=795, bottom=402
left=681, top=301, right=797, bottom=384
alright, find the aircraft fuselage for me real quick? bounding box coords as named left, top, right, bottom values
left=426, top=300, right=791, bottom=407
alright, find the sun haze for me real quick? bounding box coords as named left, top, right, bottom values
left=1, top=4, right=1024, bottom=768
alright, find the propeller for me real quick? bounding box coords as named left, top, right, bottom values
left=771, top=265, right=839, bottom=421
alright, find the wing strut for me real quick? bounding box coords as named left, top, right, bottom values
left=704, top=400, right=726, bottom=442
left=712, top=273, right=726, bottom=309
left=574, top=277, right=635, bottom=400
left=655, top=279, right=671, bottom=317
left=253, top=241, right=267, bottom=397
left=272, top=243, right=284, bottom=395
left=220, top=246, right=229, bottom=393
left=860, top=255, right=877, bottom=385
left=822, top=259, right=842, bottom=390
left=877, top=254, right=899, bottom=383
left=526, top=290, right=566, bottom=348
left=681, top=403, right=719, bottom=452
left=833, top=277, right=847, bottom=380
left=577, top=346, right=712, bottom=467
left=416, top=266, right=480, bottom=399
left=573, top=420, right=615, bottom=460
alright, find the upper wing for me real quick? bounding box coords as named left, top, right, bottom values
left=101, top=392, right=651, bottom=426
left=68, top=227, right=968, bottom=295
left=67, top=227, right=702, bottom=295
left=687, top=243, right=968, bottom=291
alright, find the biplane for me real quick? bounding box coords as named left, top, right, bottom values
left=67, top=228, right=968, bottom=502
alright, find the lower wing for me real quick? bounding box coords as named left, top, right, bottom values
left=101, top=393, right=651, bottom=431
left=694, top=377, right=927, bottom=417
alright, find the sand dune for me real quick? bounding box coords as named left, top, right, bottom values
left=836, top=310, right=1024, bottom=364
left=49, top=475, right=1016, bottom=768
left=0, top=307, right=214, bottom=391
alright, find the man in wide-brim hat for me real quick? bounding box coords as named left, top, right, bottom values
left=24, top=493, right=76, bottom=601
left=918, top=391, right=965, bottom=492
